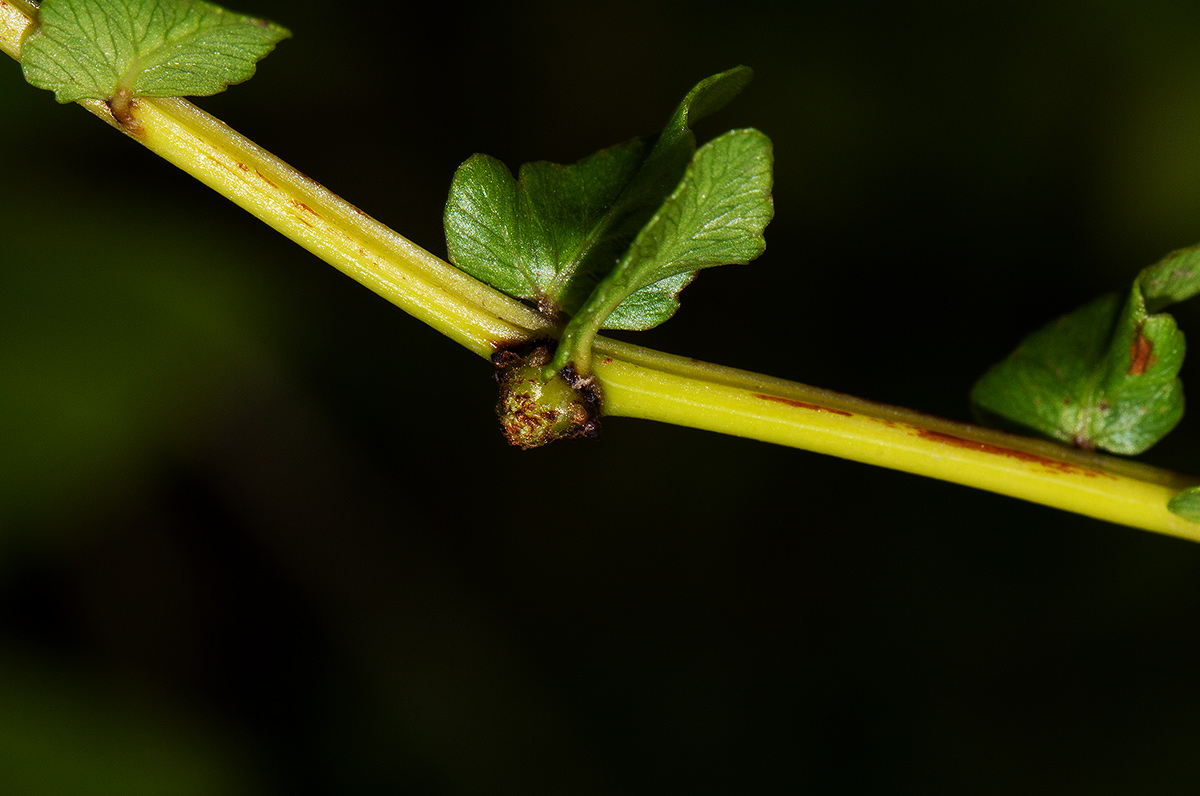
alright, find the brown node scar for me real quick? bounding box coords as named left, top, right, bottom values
left=106, top=87, right=144, bottom=135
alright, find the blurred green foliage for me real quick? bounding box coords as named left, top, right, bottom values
left=0, top=196, right=293, bottom=539
left=3, top=1, right=1200, bottom=793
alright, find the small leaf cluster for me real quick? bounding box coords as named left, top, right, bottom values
left=971, top=245, right=1200, bottom=521
left=444, top=67, right=774, bottom=377
left=20, top=0, right=288, bottom=109
left=972, top=245, right=1200, bottom=455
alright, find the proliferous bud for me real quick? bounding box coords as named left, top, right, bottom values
left=493, top=342, right=601, bottom=449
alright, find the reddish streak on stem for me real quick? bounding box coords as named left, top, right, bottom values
left=754, top=394, right=853, bottom=417
left=255, top=168, right=279, bottom=190
left=915, top=429, right=1114, bottom=479
left=235, top=162, right=278, bottom=190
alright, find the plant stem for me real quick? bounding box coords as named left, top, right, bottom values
left=119, top=96, right=552, bottom=358
left=0, top=0, right=34, bottom=60
left=592, top=338, right=1199, bottom=537
left=3, top=1, right=1198, bottom=540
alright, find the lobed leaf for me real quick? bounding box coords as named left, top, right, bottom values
left=548, top=129, right=773, bottom=374
left=599, top=129, right=774, bottom=331
left=443, top=66, right=756, bottom=321
left=444, top=139, right=648, bottom=314
left=21, top=0, right=289, bottom=105
left=971, top=267, right=1187, bottom=455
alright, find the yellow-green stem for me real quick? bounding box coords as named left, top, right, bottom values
left=3, top=0, right=1198, bottom=540
left=592, top=338, right=1199, bottom=537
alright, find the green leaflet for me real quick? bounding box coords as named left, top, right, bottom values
left=443, top=66, right=770, bottom=339
left=21, top=0, right=289, bottom=105
left=550, top=128, right=774, bottom=375
left=1140, top=242, right=1200, bottom=311
left=597, top=130, right=773, bottom=331
left=444, top=138, right=649, bottom=315
left=971, top=246, right=1200, bottom=455
left=1169, top=486, right=1200, bottom=523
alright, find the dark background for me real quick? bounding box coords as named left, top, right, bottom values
left=3, top=0, right=1200, bottom=793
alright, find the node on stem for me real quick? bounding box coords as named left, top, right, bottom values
left=493, top=342, right=602, bottom=449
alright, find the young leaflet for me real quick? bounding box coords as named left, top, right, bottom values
left=443, top=66, right=774, bottom=382
left=21, top=0, right=288, bottom=115
left=972, top=244, right=1200, bottom=521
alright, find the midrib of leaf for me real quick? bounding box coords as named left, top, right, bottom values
left=118, top=14, right=215, bottom=93
left=544, top=204, right=622, bottom=305
left=1072, top=365, right=1105, bottom=448
left=543, top=134, right=698, bottom=311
